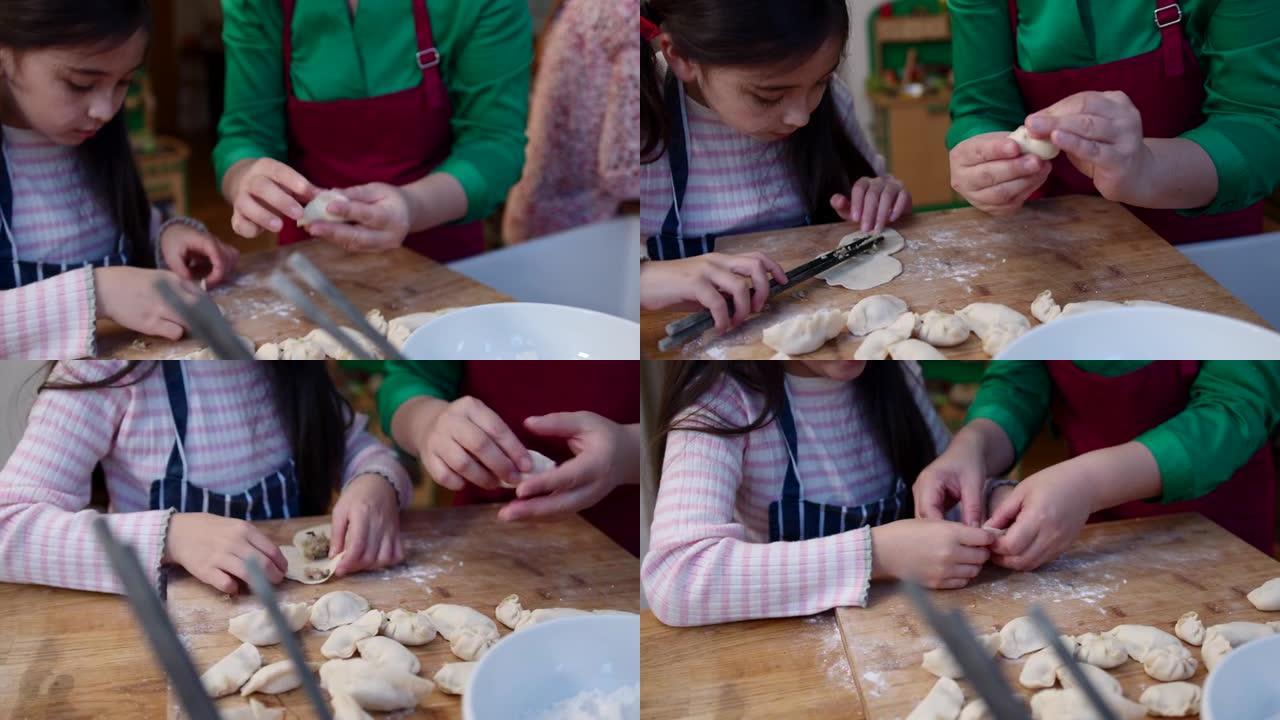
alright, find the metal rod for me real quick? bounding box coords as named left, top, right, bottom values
left=153, top=279, right=255, bottom=360
left=243, top=558, right=332, bottom=720
left=1028, top=606, right=1119, bottom=720
left=267, top=270, right=375, bottom=360
left=284, top=253, right=404, bottom=360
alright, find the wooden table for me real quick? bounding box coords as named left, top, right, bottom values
left=99, top=241, right=510, bottom=359
left=642, top=195, right=1271, bottom=358
left=0, top=505, right=639, bottom=719
left=641, top=514, right=1280, bottom=718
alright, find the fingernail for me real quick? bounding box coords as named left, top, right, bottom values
left=850, top=210, right=860, bottom=221
left=1027, top=116, right=1049, bottom=132
left=270, top=219, right=282, bottom=231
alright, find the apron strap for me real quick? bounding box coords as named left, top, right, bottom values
left=1154, top=0, right=1185, bottom=77
left=161, top=361, right=190, bottom=484
left=281, top=0, right=296, bottom=99
left=0, top=136, right=18, bottom=289
left=770, top=383, right=804, bottom=541
left=409, top=0, right=448, bottom=112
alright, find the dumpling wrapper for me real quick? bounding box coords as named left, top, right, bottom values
left=298, top=190, right=350, bottom=227
left=499, top=450, right=556, bottom=489
left=818, top=229, right=907, bottom=291
left=280, top=523, right=345, bottom=585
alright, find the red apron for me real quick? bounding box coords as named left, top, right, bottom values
left=1009, top=0, right=1263, bottom=244
left=279, top=0, right=483, bottom=262
left=1047, top=361, right=1276, bottom=554
left=455, top=362, right=641, bottom=557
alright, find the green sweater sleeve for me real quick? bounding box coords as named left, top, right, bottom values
left=1137, top=361, right=1280, bottom=502
left=964, top=361, right=1053, bottom=463
left=214, top=0, right=287, bottom=188
left=374, top=361, right=464, bottom=439
left=945, top=0, right=1026, bottom=149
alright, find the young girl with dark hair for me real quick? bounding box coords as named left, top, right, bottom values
left=0, top=361, right=411, bottom=595
left=0, top=0, right=239, bottom=359
left=643, top=361, right=995, bottom=627
left=639, top=0, right=912, bottom=332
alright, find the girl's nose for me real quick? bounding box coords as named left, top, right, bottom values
left=782, top=103, right=810, bottom=130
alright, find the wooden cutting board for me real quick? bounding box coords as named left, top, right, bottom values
left=98, top=241, right=510, bottom=359
left=837, top=514, right=1280, bottom=719
left=642, top=195, right=1270, bottom=359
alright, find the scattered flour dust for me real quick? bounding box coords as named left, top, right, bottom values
left=531, top=683, right=639, bottom=720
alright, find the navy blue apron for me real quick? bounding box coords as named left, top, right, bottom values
left=0, top=133, right=129, bottom=290
left=645, top=74, right=810, bottom=261
left=148, top=362, right=300, bottom=519
left=768, top=383, right=912, bottom=542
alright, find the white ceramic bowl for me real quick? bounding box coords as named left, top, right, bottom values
left=999, top=306, right=1280, bottom=359
left=463, top=613, right=639, bottom=720
left=1202, top=633, right=1280, bottom=720
left=400, top=302, right=639, bottom=360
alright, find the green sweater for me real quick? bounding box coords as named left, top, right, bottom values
left=342, top=361, right=463, bottom=437
left=965, top=361, right=1280, bottom=502
left=946, top=0, right=1280, bottom=216
left=215, top=0, right=532, bottom=224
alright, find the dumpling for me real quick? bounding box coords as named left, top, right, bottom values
left=228, top=603, right=310, bottom=646
left=201, top=642, right=261, bottom=698
left=386, top=309, right=459, bottom=350
left=998, top=616, right=1051, bottom=659
left=304, top=327, right=381, bottom=361
left=761, top=308, right=846, bottom=356
left=888, top=338, right=948, bottom=360
left=846, top=294, right=909, bottom=336
left=310, top=591, right=370, bottom=631
left=319, top=658, right=434, bottom=712
left=914, top=310, right=970, bottom=347
left=449, top=628, right=499, bottom=661
left=433, top=662, right=477, bottom=696
left=1029, top=688, right=1146, bottom=720
left=280, top=523, right=345, bottom=585
left=240, top=659, right=312, bottom=696
left=364, top=309, right=389, bottom=336
left=853, top=311, right=913, bottom=360
left=321, top=610, right=386, bottom=659
left=1202, top=621, right=1274, bottom=648
left=298, top=190, right=350, bottom=227
left=1058, top=300, right=1124, bottom=319
left=958, top=699, right=991, bottom=720
left=1201, top=633, right=1232, bottom=672
left=514, top=607, right=591, bottom=631
left=905, top=677, right=964, bottom=720
left=1009, top=126, right=1059, bottom=160
left=330, top=692, right=373, bottom=720
left=956, top=303, right=1030, bottom=357
left=355, top=636, right=421, bottom=675
left=1142, top=644, right=1197, bottom=682
left=1017, top=636, right=1076, bottom=689
left=422, top=604, right=499, bottom=643
left=1140, top=682, right=1201, bottom=717
left=1056, top=661, right=1121, bottom=696
left=495, top=595, right=529, bottom=630
left=1173, top=611, right=1204, bottom=646
left=280, top=337, right=325, bottom=360
left=1246, top=577, right=1280, bottom=610
left=1075, top=632, right=1127, bottom=669
left=921, top=632, right=999, bottom=679
left=1103, top=624, right=1181, bottom=662
left=381, top=608, right=438, bottom=645
left=218, top=697, right=284, bottom=720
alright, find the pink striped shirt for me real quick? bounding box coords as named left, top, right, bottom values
left=642, top=363, right=950, bottom=626
left=640, top=73, right=886, bottom=241
left=0, top=361, right=411, bottom=595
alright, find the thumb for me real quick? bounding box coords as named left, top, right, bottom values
left=339, top=184, right=384, bottom=204
left=985, top=489, right=1022, bottom=531
left=524, top=412, right=590, bottom=440
left=329, top=511, right=349, bottom=557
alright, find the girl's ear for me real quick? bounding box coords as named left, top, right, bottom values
left=660, top=36, right=698, bottom=84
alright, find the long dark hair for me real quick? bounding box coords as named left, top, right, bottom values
left=640, top=0, right=875, bottom=225
left=44, top=362, right=351, bottom=516
left=0, top=0, right=155, bottom=267
left=654, top=362, right=938, bottom=493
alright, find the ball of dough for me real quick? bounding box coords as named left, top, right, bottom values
left=846, top=294, right=909, bottom=336
left=914, top=310, right=970, bottom=347
left=1009, top=125, right=1059, bottom=160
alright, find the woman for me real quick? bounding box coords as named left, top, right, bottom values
left=947, top=0, right=1280, bottom=243
left=214, top=0, right=532, bottom=261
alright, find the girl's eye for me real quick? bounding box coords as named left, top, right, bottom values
left=752, top=94, right=783, bottom=107
left=66, top=81, right=94, bottom=93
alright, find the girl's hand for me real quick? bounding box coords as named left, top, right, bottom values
left=499, top=413, right=639, bottom=522
left=1025, top=91, right=1150, bottom=204
left=949, top=131, right=1052, bottom=215
left=306, top=183, right=412, bottom=253
left=870, top=518, right=994, bottom=589
left=830, top=176, right=912, bottom=233
left=94, top=267, right=200, bottom=340
left=914, top=431, right=990, bottom=527
left=640, top=252, right=788, bottom=332
left=330, top=473, right=404, bottom=577
left=984, top=462, right=1097, bottom=572
left=223, top=157, right=318, bottom=239
left=159, top=223, right=240, bottom=288
left=421, top=396, right=531, bottom=491
left=162, top=512, right=288, bottom=594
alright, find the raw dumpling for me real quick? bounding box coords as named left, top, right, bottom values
left=298, top=190, right=350, bottom=227
left=386, top=308, right=459, bottom=350
left=279, top=337, right=325, bottom=360
left=433, top=662, right=476, bottom=696
left=304, top=327, right=381, bottom=361
left=321, top=610, right=386, bottom=659
left=846, top=294, right=909, bottom=336
left=889, top=338, right=948, bottom=360
left=254, top=342, right=283, bottom=360
left=319, top=658, right=434, bottom=712
left=1055, top=661, right=1121, bottom=696
left=1246, top=576, right=1280, bottom=611
left=356, top=636, right=421, bottom=675
left=1074, top=632, right=1127, bottom=669
left=201, top=642, right=262, bottom=698
left=330, top=692, right=373, bottom=720
left=1030, top=290, right=1061, bottom=323
left=1202, top=621, right=1274, bottom=648
left=240, top=659, right=311, bottom=696
left=219, top=698, right=284, bottom=720
left=1173, top=611, right=1204, bottom=646
left=176, top=336, right=255, bottom=360
left=921, top=632, right=1000, bottom=679
left=905, top=676, right=964, bottom=720
left=1019, top=646, right=1064, bottom=689
left=915, top=310, right=970, bottom=347
left=853, top=311, right=914, bottom=360
left=514, top=607, right=591, bottom=631
left=280, top=523, right=344, bottom=585
left=1009, top=126, right=1059, bottom=160
left=310, top=591, right=371, bottom=631
left=1104, top=624, right=1181, bottom=662
left=1143, top=644, right=1197, bottom=681
left=499, top=451, right=556, bottom=489
left=1201, top=633, right=1232, bottom=672
left=998, top=616, right=1051, bottom=659
left=449, top=628, right=499, bottom=661
left=495, top=595, right=529, bottom=630
left=1058, top=300, right=1124, bottom=319
left=228, top=603, right=310, bottom=646
left=956, top=303, right=1030, bottom=357
left=364, top=309, right=389, bottom=336
left=818, top=229, right=907, bottom=291
left=1029, top=688, right=1146, bottom=720
left=958, top=699, right=991, bottom=720
left=423, top=604, right=500, bottom=643
left=381, top=608, right=438, bottom=646
left=1140, top=681, right=1201, bottom=717
left=761, top=308, right=846, bottom=356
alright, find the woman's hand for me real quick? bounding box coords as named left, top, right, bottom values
left=94, top=267, right=200, bottom=340
left=830, top=175, right=912, bottom=233
left=305, top=183, right=412, bottom=253
left=159, top=223, right=240, bottom=288
left=330, top=473, right=404, bottom=577
left=222, top=157, right=318, bottom=239
left=870, top=518, right=995, bottom=589
left=984, top=463, right=1097, bottom=572
left=949, top=131, right=1052, bottom=215
left=1024, top=90, right=1151, bottom=204
left=640, top=252, right=788, bottom=331
left=499, top=414, right=639, bottom=522
left=163, top=513, right=288, bottom=594
left=914, top=431, right=990, bottom=527
left=418, top=396, right=532, bottom=491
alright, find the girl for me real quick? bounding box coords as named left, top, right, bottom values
left=915, top=361, right=1280, bottom=569
left=215, top=0, right=532, bottom=262
left=946, top=1, right=1280, bottom=243
left=639, top=0, right=913, bottom=332
left=643, top=361, right=995, bottom=627
left=0, top=361, right=412, bottom=595
left=0, top=0, right=240, bottom=359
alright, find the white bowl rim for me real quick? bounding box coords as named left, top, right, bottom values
left=1201, top=632, right=1280, bottom=720
left=402, top=301, right=640, bottom=360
